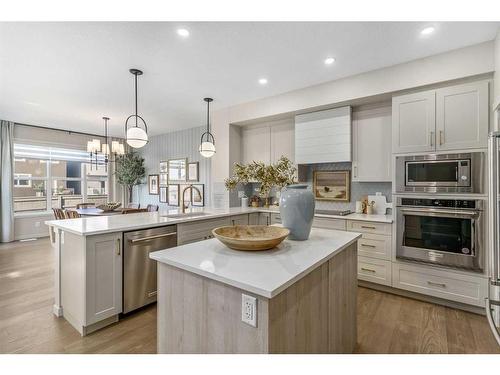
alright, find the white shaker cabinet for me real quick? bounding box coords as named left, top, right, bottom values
left=392, top=90, right=436, bottom=154
left=85, top=233, right=123, bottom=326
left=435, top=81, right=489, bottom=151
left=352, top=105, right=392, bottom=182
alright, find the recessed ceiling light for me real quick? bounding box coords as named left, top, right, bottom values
left=324, top=57, right=336, bottom=65
left=177, top=28, right=190, bottom=37
left=258, top=78, right=268, bottom=85
left=420, top=26, right=435, bottom=36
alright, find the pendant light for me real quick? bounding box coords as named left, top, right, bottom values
left=199, top=97, right=215, bottom=158
left=125, top=68, right=148, bottom=148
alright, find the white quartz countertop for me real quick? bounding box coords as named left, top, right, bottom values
left=150, top=227, right=361, bottom=298
left=45, top=206, right=392, bottom=236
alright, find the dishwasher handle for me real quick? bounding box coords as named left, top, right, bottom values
left=129, top=232, right=177, bottom=243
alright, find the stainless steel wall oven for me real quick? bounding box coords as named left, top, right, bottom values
left=396, top=197, right=484, bottom=272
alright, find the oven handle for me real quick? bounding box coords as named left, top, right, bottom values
left=489, top=133, right=500, bottom=283
left=399, top=207, right=479, bottom=219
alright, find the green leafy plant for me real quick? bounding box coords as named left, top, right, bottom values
left=225, top=156, right=297, bottom=197
left=115, top=152, right=146, bottom=203
left=32, top=182, right=44, bottom=193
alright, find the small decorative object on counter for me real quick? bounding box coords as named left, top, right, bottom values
left=241, top=195, right=249, bottom=208
left=366, top=201, right=375, bottom=215
left=97, top=202, right=122, bottom=212
left=279, top=184, right=315, bottom=241
left=250, top=195, right=260, bottom=207
left=355, top=201, right=363, bottom=214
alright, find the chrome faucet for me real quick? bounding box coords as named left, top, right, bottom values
left=181, top=184, right=202, bottom=214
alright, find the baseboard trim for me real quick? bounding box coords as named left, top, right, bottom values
left=358, top=280, right=485, bottom=315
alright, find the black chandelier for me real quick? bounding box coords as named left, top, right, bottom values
left=199, top=97, right=215, bottom=158
left=125, top=68, right=149, bottom=148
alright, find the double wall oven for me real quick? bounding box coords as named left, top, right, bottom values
left=395, top=151, right=486, bottom=272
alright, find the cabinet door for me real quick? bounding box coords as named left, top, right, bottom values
left=85, top=233, right=122, bottom=325
left=230, top=214, right=249, bottom=226
left=270, top=121, right=295, bottom=163
left=242, top=125, right=271, bottom=165
left=392, top=90, right=436, bottom=153
left=352, top=106, right=392, bottom=181
left=258, top=212, right=271, bottom=225
left=436, top=81, right=489, bottom=151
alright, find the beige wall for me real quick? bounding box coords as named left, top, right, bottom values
left=211, top=41, right=496, bottom=207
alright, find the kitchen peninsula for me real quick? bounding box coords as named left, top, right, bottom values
left=45, top=207, right=386, bottom=338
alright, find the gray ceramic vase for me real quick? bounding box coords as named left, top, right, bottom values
left=279, top=184, right=315, bottom=240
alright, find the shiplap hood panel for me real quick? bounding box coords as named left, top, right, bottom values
left=295, top=106, right=352, bottom=164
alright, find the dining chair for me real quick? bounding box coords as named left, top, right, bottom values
left=65, top=210, right=81, bottom=219
left=52, top=208, right=66, bottom=220
left=76, top=203, right=96, bottom=209
left=127, top=203, right=140, bottom=209
left=147, top=204, right=159, bottom=212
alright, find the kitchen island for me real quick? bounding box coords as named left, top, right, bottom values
left=150, top=227, right=361, bottom=354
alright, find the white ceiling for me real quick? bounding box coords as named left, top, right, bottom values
left=0, top=22, right=499, bottom=137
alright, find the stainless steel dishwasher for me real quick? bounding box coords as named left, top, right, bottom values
left=123, top=225, right=177, bottom=314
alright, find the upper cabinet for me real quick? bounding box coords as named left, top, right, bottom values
left=241, top=119, right=295, bottom=165
left=435, top=81, right=489, bottom=151
left=392, top=80, right=489, bottom=154
left=392, top=90, right=436, bottom=154
left=352, top=105, right=392, bottom=182
left=295, top=106, right=352, bottom=164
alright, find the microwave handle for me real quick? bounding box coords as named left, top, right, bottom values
left=489, top=133, right=500, bottom=283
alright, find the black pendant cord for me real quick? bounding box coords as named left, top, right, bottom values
left=134, top=73, right=138, bottom=128
left=206, top=99, right=210, bottom=134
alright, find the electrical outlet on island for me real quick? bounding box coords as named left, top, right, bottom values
left=241, top=293, right=257, bottom=327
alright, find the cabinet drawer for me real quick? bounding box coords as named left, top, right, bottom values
left=357, top=233, right=391, bottom=260
left=177, top=217, right=230, bottom=245
left=392, top=263, right=487, bottom=307
left=312, top=217, right=346, bottom=230
left=271, top=213, right=281, bottom=224
left=347, top=220, right=391, bottom=235
left=357, top=257, right=392, bottom=286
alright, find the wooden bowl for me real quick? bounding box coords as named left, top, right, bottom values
left=97, top=202, right=122, bottom=212
left=212, top=225, right=290, bottom=251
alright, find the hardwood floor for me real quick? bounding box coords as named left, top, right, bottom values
left=1, top=238, right=499, bottom=354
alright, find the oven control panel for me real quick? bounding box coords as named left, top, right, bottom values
left=400, top=198, right=476, bottom=209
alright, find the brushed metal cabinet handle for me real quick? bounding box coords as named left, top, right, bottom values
left=361, top=267, right=376, bottom=273
left=430, top=131, right=434, bottom=147
left=116, top=238, right=121, bottom=255
left=439, top=130, right=444, bottom=146
left=361, top=225, right=376, bottom=229
left=361, top=243, right=376, bottom=248
left=427, top=281, right=446, bottom=288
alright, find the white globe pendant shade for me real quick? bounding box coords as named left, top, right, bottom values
left=199, top=141, right=216, bottom=158
left=126, top=126, right=148, bottom=148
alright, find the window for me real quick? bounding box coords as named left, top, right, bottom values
left=13, top=144, right=108, bottom=214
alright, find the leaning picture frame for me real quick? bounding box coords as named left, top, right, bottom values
left=312, top=170, right=350, bottom=202
left=167, top=184, right=180, bottom=206
left=191, top=184, right=205, bottom=207
left=148, top=174, right=159, bottom=195
left=159, top=186, right=168, bottom=203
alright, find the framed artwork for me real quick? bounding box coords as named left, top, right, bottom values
left=148, top=174, right=159, bottom=195
left=159, top=186, right=168, bottom=203
left=168, top=158, right=187, bottom=182
left=159, top=173, right=168, bottom=186
left=191, top=184, right=205, bottom=207
left=159, top=160, right=168, bottom=173
left=313, top=170, right=350, bottom=202
left=187, top=162, right=199, bottom=182
left=167, top=184, right=180, bottom=206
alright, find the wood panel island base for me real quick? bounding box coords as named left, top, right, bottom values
left=151, top=227, right=360, bottom=354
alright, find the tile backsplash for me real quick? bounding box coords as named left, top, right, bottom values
left=231, top=162, right=392, bottom=213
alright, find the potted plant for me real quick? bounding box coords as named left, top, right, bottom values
left=225, top=156, right=297, bottom=207
left=115, top=152, right=146, bottom=203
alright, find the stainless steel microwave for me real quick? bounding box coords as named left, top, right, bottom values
left=395, top=152, right=485, bottom=194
